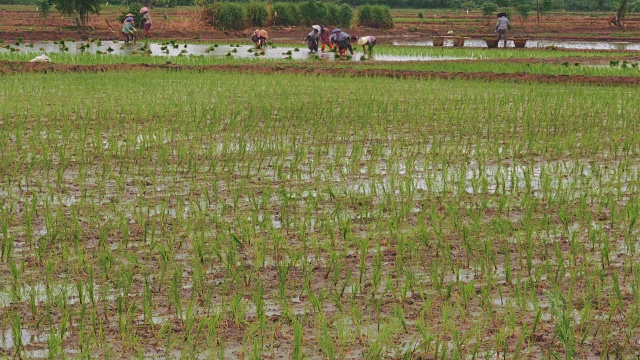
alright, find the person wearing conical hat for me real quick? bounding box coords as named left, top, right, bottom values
left=357, top=36, right=376, bottom=56
left=319, top=25, right=332, bottom=52
left=252, top=29, right=269, bottom=48
left=122, top=16, right=137, bottom=44
left=140, top=6, right=152, bottom=38
left=305, top=25, right=321, bottom=53
left=333, top=28, right=354, bottom=56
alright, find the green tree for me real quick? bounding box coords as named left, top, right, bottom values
left=52, top=0, right=101, bottom=26
left=36, top=0, right=52, bottom=17
left=461, top=0, right=475, bottom=9
left=516, top=2, right=532, bottom=19
left=481, top=2, right=498, bottom=16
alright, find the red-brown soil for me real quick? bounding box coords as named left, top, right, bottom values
left=2, top=60, right=640, bottom=86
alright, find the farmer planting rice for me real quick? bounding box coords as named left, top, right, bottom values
left=251, top=29, right=269, bottom=48
left=332, top=28, right=354, bottom=56
left=357, top=36, right=377, bottom=56
left=319, top=25, right=333, bottom=52
left=305, top=25, right=321, bottom=53
left=140, top=6, right=152, bottom=38
left=496, top=12, right=511, bottom=48
left=122, top=15, right=137, bottom=44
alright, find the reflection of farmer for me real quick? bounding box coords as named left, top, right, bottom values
left=140, top=6, right=152, bottom=38
left=251, top=29, right=268, bottom=48
left=122, top=15, right=137, bottom=44
left=319, top=25, right=332, bottom=52
left=496, top=12, right=510, bottom=48
left=305, top=25, right=320, bottom=53
left=357, top=36, right=377, bottom=56
left=332, top=28, right=354, bottom=56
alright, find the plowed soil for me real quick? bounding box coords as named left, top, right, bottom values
left=2, top=60, right=639, bottom=86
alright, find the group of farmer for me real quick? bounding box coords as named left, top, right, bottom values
left=121, top=7, right=511, bottom=53
left=121, top=6, right=153, bottom=43
left=304, top=26, right=376, bottom=56
left=250, top=26, right=376, bottom=57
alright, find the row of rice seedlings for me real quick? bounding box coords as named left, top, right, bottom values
left=1, top=70, right=640, bottom=358
left=352, top=59, right=640, bottom=77
left=2, top=42, right=634, bottom=66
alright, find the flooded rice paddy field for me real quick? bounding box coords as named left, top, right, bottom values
left=1, top=40, right=473, bottom=62
left=1, top=66, right=640, bottom=358
left=394, top=38, right=640, bottom=50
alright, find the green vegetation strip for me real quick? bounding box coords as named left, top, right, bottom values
left=1, top=70, right=640, bottom=358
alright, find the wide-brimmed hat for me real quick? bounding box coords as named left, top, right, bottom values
left=357, top=37, right=367, bottom=46
left=125, top=16, right=134, bottom=22
left=497, top=12, right=507, bottom=17
left=140, top=7, right=149, bottom=13
left=312, top=25, right=321, bottom=32
left=125, top=13, right=133, bottom=17
left=331, top=28, right=341, bottom=34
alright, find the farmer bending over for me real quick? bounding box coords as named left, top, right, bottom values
left=333, top=28, right=354, bottom=56
left=305, top=25, right=321, bottom=53
left=320, top=25, right=333, bottom=52
left=252, top=29, right=269, bottom=48
left=358, top=36, right=377, bottom=56
left=122, top=16, right=137, bottom=44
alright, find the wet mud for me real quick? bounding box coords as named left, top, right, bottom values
left=2, top=60, right=640, bottom=86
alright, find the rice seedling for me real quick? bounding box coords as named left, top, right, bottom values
left=1, top=67, right=640, bottom=358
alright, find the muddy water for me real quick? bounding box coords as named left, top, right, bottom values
left=393, top=39, right=640, bottom=50
left=2, top=41, right=473, bottom=62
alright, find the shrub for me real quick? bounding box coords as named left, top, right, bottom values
left=325, top=2, right=340, bottom=25
left=336, top=4, right=354, bottom=28
left=357, top=4, right=393, bottom=29
left=417, top=11, right=423, bottom=18
left=299, top=0, right=328, bottom=26
left=481, top=2, right=498, bottom=16
left=36, top=0, right=52, bottom=17
left=118, top=2, right=143, bottom=25
left=516, top=3, right=532, bottom=20
left=218, top=2, right=245, bottom=30
left=462, top=1, right=475, bottom=9
left=246, top=2, right=269, bottom=27
left=272, top=2, right=301, bottom=26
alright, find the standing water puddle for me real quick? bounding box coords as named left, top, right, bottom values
left=393, top=39, right=640, bottom=50
left=2, top=41, right=474, bottom=62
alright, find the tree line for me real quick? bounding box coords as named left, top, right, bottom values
left=6, top=0, right=628, bottom=11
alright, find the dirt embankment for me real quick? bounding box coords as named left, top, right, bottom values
left=2, top=7, right=640, bottom=43
left=3, top=60, right=640, bottom=86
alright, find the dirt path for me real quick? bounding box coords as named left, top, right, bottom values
left=2, top=60, right=639, bottom=86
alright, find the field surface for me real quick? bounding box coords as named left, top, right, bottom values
left=2, top=9, right=640, bottom=359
